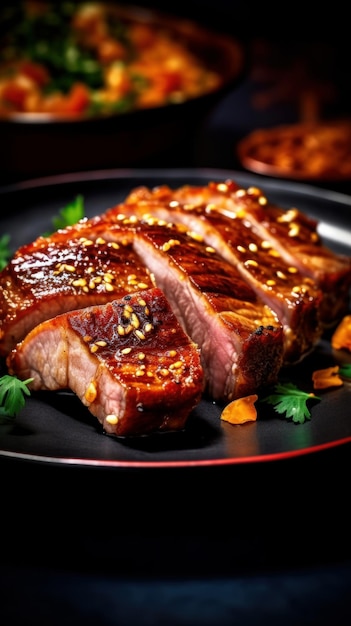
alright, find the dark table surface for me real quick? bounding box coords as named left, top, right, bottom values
left=1, top=6, right=351, bottom=623
left=1, top=443, right=351, bottom=625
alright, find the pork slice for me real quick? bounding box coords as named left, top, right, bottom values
left=170, top=180, right=351, bottom=326
left=7, top=288, right=203, bottom=437
left=106, top=188, right=323, bottom=364
left=0, top=228, right=152, bottom=357
left=115, top=220, right=285, bottom=402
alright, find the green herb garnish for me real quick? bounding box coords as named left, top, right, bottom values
left=261, top=382, right=321, bottom=424
left=0, top=233, right=11, bottom=270
left=1, top=3, right=104, bottom=93
left=42, top=194, right=85, bottom=236
left=339, top=364, right=351, bottom=379
left=51, top=194, right=85, bottom=230
left=0, top=374, right=33, bottom=423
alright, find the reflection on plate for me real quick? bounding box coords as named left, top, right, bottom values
left=0, top=168, right=350, bottom=468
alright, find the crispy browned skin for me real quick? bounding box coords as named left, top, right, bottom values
left=0, top=223, right=152, bottom=356
left=7, top=288, right=204, bottom=436
left=105, top=185, right=325, bottom=363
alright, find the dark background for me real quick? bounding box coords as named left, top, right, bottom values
left=1, top=3, right=351, bottom=625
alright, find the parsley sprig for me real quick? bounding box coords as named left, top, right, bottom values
left=0, top=374, right=33, bottom=423
left=0, top=234, right=11, bottom=270
left=339, top=364, right=351, bottom=379
left=261, top=382, right=321, bottom=424
left=45, top=195, right=85, bottom=234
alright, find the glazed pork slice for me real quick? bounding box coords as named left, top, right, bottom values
left=0, top=224, right=153, bottom=357
left=168, top=180, right=351, bottom=325
left=7, top=288, right=204, bottom=437
left=105, top=188, right=323, bottom=364
left=110, top=220, right=285, bottom=402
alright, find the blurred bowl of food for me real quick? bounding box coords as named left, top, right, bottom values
left=0, top=1, right=246, bottom=182
left=237, top=120, right=351, bottom=184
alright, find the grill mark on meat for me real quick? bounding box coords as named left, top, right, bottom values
left=0, top=230, right=153, bottom=356
left=7, top=288, right=204, bottom=437
left=105, top=189, right=323, bottom=363
left=102, top=220, right=284, bottom=402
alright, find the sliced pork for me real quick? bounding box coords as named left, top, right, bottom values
left=102, top=220, right=284, bottom=402
left=7, top=288, right=204, bottom=437
left=2, top=177, right=350, bottom=435
left=128, top=179, right=351, bottom=325
left=0, top=226, right=153, bottom=356
left=175, top=181, right=351, bottom=323
left=105, top=187, right=324, bottom=363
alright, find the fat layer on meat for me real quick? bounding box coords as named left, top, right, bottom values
left=7, top=288, right=204, bottom=436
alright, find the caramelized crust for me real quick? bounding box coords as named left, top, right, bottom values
left=127, top=220, right=284, bottom=401
left=7, top=288, right=204, bottom=436
left=170, top=180, right=351, bottom=324
left=107, top=186, right=325, bottom=363
left=0, top=228, right=152, bottom=356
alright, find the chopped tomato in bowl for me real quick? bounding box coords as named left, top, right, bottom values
left=0, top=2, right=245, bottom=180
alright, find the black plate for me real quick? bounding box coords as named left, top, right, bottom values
left=0, top=168, right=350, bottom=468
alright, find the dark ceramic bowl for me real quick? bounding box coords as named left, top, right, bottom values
left=0, top=4, right=246, bottom=182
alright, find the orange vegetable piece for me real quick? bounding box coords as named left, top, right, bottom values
left=61, top=83, right=91, bottom=114
left=42, top=86, right=90, bottom=116
left=331, top=315, right=351, bottom=352
left=158, top=71, right=183, bottom=94
left=312, top=366, right=343, bottom=390
left=220, top=394, right=258, bottom=425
